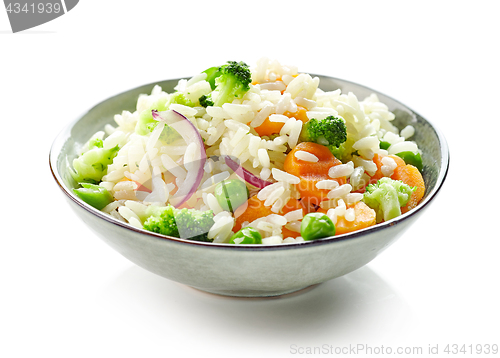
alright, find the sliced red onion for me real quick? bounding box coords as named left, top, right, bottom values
left=152, top=110, right=206, bottom=208
left=223, top=155, right=273, bottom=189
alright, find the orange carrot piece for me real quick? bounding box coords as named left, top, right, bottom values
left=281, top=198, right=306, bottom=215
left=284, top=142, right=345, bottom=206
left=233, top=195, right=274, bottom=232
left=391, top=164, right=425, bottom=213
left=282, top=227, right=301, bottom=239
left=335, top=202, right=377, bottom=235
left=370, top=153, right=405, bottom=182
left=254, top=106, right=308, bottom=137
left=284, top=142, right=342, bottom=177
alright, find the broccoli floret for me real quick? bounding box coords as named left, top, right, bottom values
left=143, top=205, right=215, bottom=242
left=167, top=92, right=195, bottom=107
left=71, top=145, right=119, bottom=184
left=174, top=208, right=215, bottom=242
left=199, top=94, right=214, bottom=108
left=135, top=92, right=194, bottom=135
left=362, top=177, right=416, bottom=223
left=202, top=66, right=222, bottom=90
left=300, top=116, right=347, bottom=149
left=88, top=137, right=103, bottom=149
left=200, top=61, right=251, bottom=107
left=143, top=205, right=179, bottom=237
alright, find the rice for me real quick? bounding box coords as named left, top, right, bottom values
left=294, top=150, right=318, bottom=162
left=70, top=57, right=423, bottom=245
left=328, top=162, right=354, bottom=178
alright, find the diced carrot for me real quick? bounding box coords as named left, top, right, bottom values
left=281, top=198, right=307, bottom=215
left=284, top=142, right=341, bottom=177
left=282, top=227, right=301, bottom=239
left=280, top=199, right=307, bottom=239
left=283, top=106, right=309, bottom=124
left=254, top=106, right=308, bottom=137
left=254, top=118, right=285, bottom=137
left=284, top=142, right=345, bottom=206
left=371, top=153, right=425, bottom=212
left=392, top=164, right=425, bottom=213
left=297, top=175, right=332, bottom=207
left=370, top=153, right=406, bottom=183
left=335, top=202, right=377, bottom=235
left=233, top=195, right=273, bottom=232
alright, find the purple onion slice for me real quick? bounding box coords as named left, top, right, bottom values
left=223, top=155, right=273, bottom=189
left=152, top=110, right=207, bottom=208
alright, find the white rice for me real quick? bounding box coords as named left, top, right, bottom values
left=294, top=150, right=319, bottom=162
left=72, top=57, right=421, bottom=245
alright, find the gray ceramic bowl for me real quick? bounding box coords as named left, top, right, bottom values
left=49, top=75, right=449, bottom=297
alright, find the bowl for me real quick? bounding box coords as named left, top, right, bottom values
left=49, top=75, right=449, bottom=297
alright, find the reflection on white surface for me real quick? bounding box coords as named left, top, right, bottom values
left=95, top=264, right=412, bottom=355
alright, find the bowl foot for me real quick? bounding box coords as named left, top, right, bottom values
left=188, top=283, right=321, bottom=298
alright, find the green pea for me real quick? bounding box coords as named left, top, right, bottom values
left=229, top=227, right=262, bottom=244
left=395, top=151, right=423, bottom=172
left=214, top=179, right=249, bottom=212
left=73, top=183, right=113, bottom=210
left=300, top=212, right=336, bottom=241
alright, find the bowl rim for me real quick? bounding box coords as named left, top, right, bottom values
left=49, top=75, right=450, bottom=251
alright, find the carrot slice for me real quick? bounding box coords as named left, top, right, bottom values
left=391, top=164, right=425, bottom=213
left=282, top=227, right=301, bottom=239
left=281, top=198, right=306, bottom=215
left=233, top=195, right=274, bottom=232
left=371, top=154, right=405, bottom=181
left=254, top=106, right=308, bottom=137
left=284, top=142, right=345, bottom=206
left=335, top=202, right=377, bottom=235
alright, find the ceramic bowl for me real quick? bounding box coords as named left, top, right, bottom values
left=49, top=75, right=449, bottom=297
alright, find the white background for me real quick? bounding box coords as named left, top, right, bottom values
left=1, top=1, right=499, bottom=357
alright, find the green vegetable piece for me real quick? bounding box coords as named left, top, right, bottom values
left=199, top=94, right=214, bottom=108
left=174, top=208, right=215, bottom=242
left=89, top=137, right=103, bottom=149
left=300, top=212, right=336, bottom=241
left=143, top=205, right=179, bottom=237
left=362, top=177, right=416, bottom=223
left=210, top=61, right=252, bottom=107
left=202, top=66, right=222, bottom=90
left=71, top=145, right=119, bottom=184
left=134, top=92, right=194, bottom=136
left=229, top=227, right=262, bottom=244
left=146, top=121, right=182, bottom=144
left=214, top=179, right=249, bottom=212
left=143, top=205, right=215, bottom=242
left=300, top=116, right=347, bottom=149
left=396, top=151, right=423, bottom=172
left=73, top=183, right=113, bottom=210
left=379, top=141, right=391, bottom=150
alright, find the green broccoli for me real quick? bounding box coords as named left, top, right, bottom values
left=202, top=66, right=222, bottom=90
left=198, top=61, right=251, bottom=107
left=73, top=183, right=113, bottom=210
left=300, top=116, right=347, bottom=149
left=143, top=205, right=215, bottom=242
left=174, top=208, right=215, bottom=242
left=71, top=143, right=119, bottom=184
left=143, top=205, right=179, bottom=237
left=362, top=177, right=416, bottom=223
left=135, top=92, right=194, bottom=135
left=199, top=94, right=214, bottom=108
